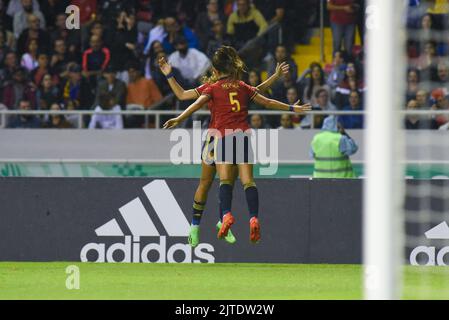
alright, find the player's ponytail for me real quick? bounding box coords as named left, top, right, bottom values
left=210, top=46, right=246, bottom=82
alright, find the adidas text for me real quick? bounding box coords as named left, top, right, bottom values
left=81, top=236, right=215, bottom=263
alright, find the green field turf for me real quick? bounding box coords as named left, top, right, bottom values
left=0, top=262, right=448, bottom=300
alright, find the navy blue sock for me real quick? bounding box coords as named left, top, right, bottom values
left=192, top=200, right=206, bottom=225
left=244, top=182, right=259, bottom=219
left=219, top=180, right=233, bottom=220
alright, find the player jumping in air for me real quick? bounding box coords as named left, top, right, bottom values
left=159, top=55, right=290, bottom=247
left=163, top=46, right=311, bottom=243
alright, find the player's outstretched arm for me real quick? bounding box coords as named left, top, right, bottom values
left=256, top=62, right=289, bottom=93
left=163, top=95, right=211, bottom=129
left=158, top=57, right=198, bottom=100
left=253, top=93, right=311, bottom=113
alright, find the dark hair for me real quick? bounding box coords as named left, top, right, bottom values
left=307, top=62, right=325, bottom=100
left=209, top=46, right=245, bottom=82
left=334, top=50, right=348, bottom=62
left=315, top=88, right=329, bottom=99
left=126, top=60, right=142, bottom=73
left=99, top=92, right=115, bottom=107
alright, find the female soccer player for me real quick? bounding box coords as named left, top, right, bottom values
left=163, top=46, right=311, bottom=243
left=159, top=55, right=290, bottom=247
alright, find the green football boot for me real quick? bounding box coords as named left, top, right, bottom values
left=188, top=225, right=200, bottom=248
left=216, top=221, right=237, bottom=244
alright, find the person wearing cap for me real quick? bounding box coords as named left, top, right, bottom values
left=430, top=88, right=449, bottom=129
left=310, top=115, right=358, bottom=178
left=94, top=66, right=127, bottom=108
left=167, top=36, right=211, bottom=87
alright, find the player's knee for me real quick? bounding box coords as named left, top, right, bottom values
left=198, top=177, right=213, bottom=190
left=220, top=179, right=233, bottom=186
left=243, top=181, right=256, bottom=190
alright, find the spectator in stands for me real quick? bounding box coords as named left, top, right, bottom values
left=327, top=0, right=358, bottom=55
left=285, top=86, right=302, bottom=128
left=406, top=68, right=420, bottom=101
left=144, top=40, right=165, bottom=80
left=20, top=38, right=39, bottom=71
left=302, top=62, right=330, bottom=106
left=206, top=19, right=232, bottom=58
left=168, top=36, right=211, bottom=87
left=310, top=115, right=358, bottom=178
left=278, top=114, right=293, bottom=130
left=7, top=98, right=41, bottom=128
left=3, top=67, right=36, bottom=109
left=339, top=90, right=364, bottom=129
left=13, top=0, right=46, bottom=39
left=254, top=0, right=285, bottom=24
left=0, top=52, right=19, bottom=86
left=17, top=14, right=51, bottom=56
left=64, top=99, right=80, bottom=127
left=152, top=51, right=187, bottom=96
left=195, top=0, right=225, bottom=51
left=7, top=0, right=40, bottom=19
left=50, top=13, right=81, bottom=58
left=126, top=60, right=163, bottom=109
left=268, top=45, right=298, bottom=84
left=36, top=73, right=59, bottom=111
left=108, top=10, right=138, bottom=73
left=430, top=88, right=449, bottom=129
left=82, top=35, right=110, bottom=77
left=83, top=20, right=106, bottom=50
left=247, top=69, right=262, bottom=110
left=432, top=61, right=449, bottom=86
left=39, top=0, right=69, bottom=30
left=50, top=38, right=72, bottom=79
left=250, top=113, right=270, bottom=129
left=89, top=92, right=123, bottom=129
left=335, top=62, right=365, bottom=109
left=94, top=66, right=127, bottom=108
left=98, top=0, right=133, bottom=29
left=327, top=50, right=347, bottom=92
left=71, top=0, right=97, bottom=26
left=30, top=52, right=53, bottom=86
left=227, top=0, right=268, bottom=50
left=42, top=102, right=74, bottom=129
left=60, top=63, right=94, bottom=110
left=412, top=40, right=438, bottom=75
left=0, top=30, right=10, bottom=66
left=162, top=16, right=199, bottom=55
left=416, top=89, right=431, bottom=109
left=405, top=99, right=431, bottom=130
left=301, top=88, right=336, bottom=129
left=143, top=19, right=166, bottom=56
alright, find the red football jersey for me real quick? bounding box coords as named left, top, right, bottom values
left=195, top=83, right=215, bottom=128
left=201, top=79, right=257, bottom=136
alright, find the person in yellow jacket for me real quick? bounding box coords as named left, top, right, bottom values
left=310, top=115, right=359, bottom=178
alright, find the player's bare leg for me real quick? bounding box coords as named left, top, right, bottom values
left=189, top=162, right=237, bottom=247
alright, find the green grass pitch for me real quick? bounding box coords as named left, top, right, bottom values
left=0, top=262, right=448, bottom=299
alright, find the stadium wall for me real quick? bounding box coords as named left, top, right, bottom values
left=1, top=177, right=446, bottom=264
left=0, top=177, right=361, bottom=263
left=1, top=130, right=446, bottom=164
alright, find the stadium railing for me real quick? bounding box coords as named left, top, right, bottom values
left=0, top=109, right=367, bottom=129
left=1, top=109, right=448, bottom=129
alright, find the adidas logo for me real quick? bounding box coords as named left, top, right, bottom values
left=80, top=179, right=215, bottom=263
left=410, top=221, right=449, bottom=266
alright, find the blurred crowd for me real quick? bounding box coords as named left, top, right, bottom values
left=0, top=0, right=446, bottom=130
